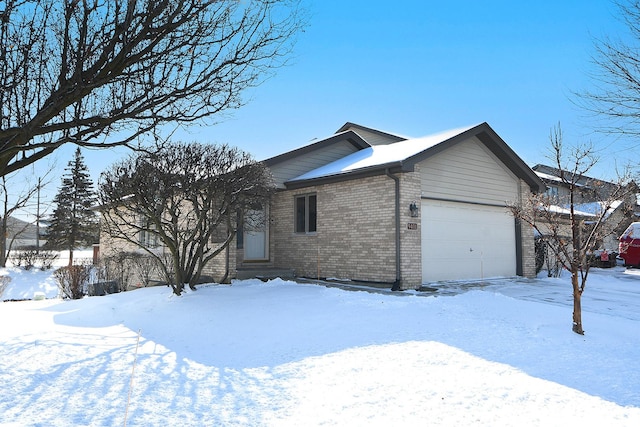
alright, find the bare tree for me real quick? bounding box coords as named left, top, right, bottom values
left=99, top=142, right=274, bottom=296
left=577, top=0, right=640, bottom=136
left=0, top=171, right=52, bottom=266
left=0, top=0, right=304, bottom=177
left=509, top=125, right=636, bottom=335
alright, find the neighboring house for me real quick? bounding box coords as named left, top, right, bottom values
left=2, top=216, right=43, bottom=250
left=532, top=164, right=638, bottom=252
left=230, top=121, right=544, bottom=289
left=100, top=121, right=545, bottom=289
left=533, top=164, right=625, bottom=204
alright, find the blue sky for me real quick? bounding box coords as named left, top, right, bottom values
left=10, top=0, right=632, bottom=215
left=178, top=0, right=625, bottom=169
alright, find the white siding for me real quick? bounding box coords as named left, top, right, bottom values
left=419, top=137, right=519, bottom=206
left=269, top=142, right=360, bottom=188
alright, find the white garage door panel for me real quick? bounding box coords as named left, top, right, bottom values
left=421, top=200, right=516, bottom=283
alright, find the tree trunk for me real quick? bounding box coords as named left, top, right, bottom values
left=0, top=221, right=6, bottom=267
left=171, top=259, right=185, bottom=296
left=571, top=271, right=584, bottom=334
left=68, top=249, right=74, bottom=267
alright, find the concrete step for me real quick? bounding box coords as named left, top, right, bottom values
left=235, top=266, right=295, bottom=281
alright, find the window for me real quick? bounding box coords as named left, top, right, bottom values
left=139, top=217, right=159, bottom=248
left=295, top=194, right=317, bottom=233
left=545, top=185, right=558, bottom=198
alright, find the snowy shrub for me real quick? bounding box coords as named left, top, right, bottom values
left=97, top=252, right=135, bottom=292
left=534, top=237, right=546, bottom=274
left=38, top=251, right=60, bottom=270
left=130, top=253, right=163, bottom=288
left=544, top=240, right=564, bottom=278
left=54, top=265, right=92, bottom=299
left=12, top=248, right=59, bottom=270
left=14, top=249, right=38, bottom=270
left=93, top=251, right=169, bottom=294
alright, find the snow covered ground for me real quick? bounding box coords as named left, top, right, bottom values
left=1, top=265, right=639, bottom=426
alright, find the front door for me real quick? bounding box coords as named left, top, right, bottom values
left=244, top=205, right=268, bottom=260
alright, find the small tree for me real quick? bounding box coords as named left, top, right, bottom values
left=45, top=148, right=99, bottom=265
left=509, top=125, right=636, bottom=335
left=99, top=142, right=274, bottom=296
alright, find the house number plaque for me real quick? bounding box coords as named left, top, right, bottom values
left=407, top=223, right=418, bottom=230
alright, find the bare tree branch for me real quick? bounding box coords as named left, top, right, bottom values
left=0, top=0, right=304, bottom=176
left=575, top=0, right=640, bottom=137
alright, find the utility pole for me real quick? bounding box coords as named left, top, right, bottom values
left=36, top=177, right=41, bottom=253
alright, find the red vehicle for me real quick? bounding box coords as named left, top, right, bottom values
left=619, top=222, right=640, bottom=267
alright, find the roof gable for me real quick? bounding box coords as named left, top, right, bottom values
left=335, top=122, right=407, bottom=145
left=264, top=130, right=369, bottom=167
left=285, top=122, right=545, bottom=193
left=264, top=130, right=371, bottom=188
left=290, top=125, right=476, bottom=182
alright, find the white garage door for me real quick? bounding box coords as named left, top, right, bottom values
left=421, top=200, right=516, bottom=283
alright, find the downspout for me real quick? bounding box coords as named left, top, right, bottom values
left=385, top=169, right=402, bottom=291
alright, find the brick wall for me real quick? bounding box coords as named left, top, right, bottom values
left=271, top=175, right=397, bottom=284
left=519, top=179, right=537, bottom=278
left=270, top=171, right=424, bottom=289
left=398, top=166, right=423, bottom=288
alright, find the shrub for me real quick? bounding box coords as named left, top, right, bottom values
left=96, top=252, right=135, bottom=292
left=14, top=249, right=38, bottom=270
left=534, top=237, right=546, bottom=275
left=12, top=248, right=60, bottom=270
left=130, top=253, right=163, bottom=287
left=54, top=265, right=92, bottom=299
left=95, top=252, right=165, bottom=292
left=38, top=251, right=60, bottom=270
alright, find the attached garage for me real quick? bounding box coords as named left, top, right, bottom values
left=421, top=199, right=517, bottom=283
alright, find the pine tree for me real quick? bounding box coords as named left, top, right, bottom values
left=45, top=148, right=99, bottom=265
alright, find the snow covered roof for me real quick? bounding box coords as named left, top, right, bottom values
left=542, top=200, right=623, bottom=219
left=544, top=204, right=595, bottom=218
left=534, top=171, right=563, bottom=183
left=289, top=125, right=477, bottom=182
left=282, top=122, right=545, bottom=193
left=574, top=200, right=623, bottom=219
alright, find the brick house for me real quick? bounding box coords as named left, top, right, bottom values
left=227, top=122, right=545, bottom=290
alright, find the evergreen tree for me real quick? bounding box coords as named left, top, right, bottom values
left=46, top=148, right=99, bottom=265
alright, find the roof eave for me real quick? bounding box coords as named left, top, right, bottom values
left=283, top=162, right=404, bottom=190
left=263, top=130, right=371, bottom=167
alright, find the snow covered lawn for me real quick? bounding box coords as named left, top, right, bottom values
left=1, top=267, right=639, bottom=426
